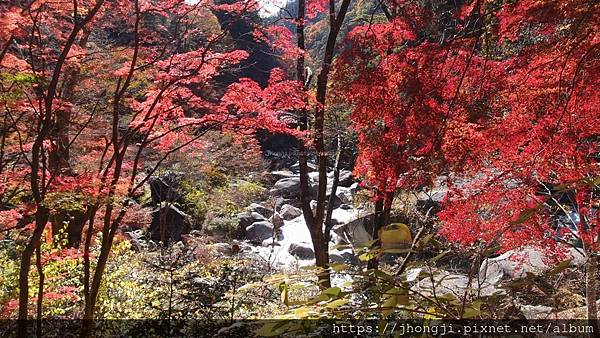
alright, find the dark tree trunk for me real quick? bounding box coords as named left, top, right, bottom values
left=296, top=0, right=352, bottom=290
left=35, top=243, right=44, bottom=338
left=17, top=208, right=49, bottom=338
left=367, top=190, right=394, bottom=270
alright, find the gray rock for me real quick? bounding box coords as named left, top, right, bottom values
left=210, top=243, right=234, bottom=255
left=329, top=170, right=353, bottom=187
left=310, top=200, right=318, bottom=214
left=261, top=238, right=281, bottom=247
left=238, top=212, right=267, bottom=232
left=189, top=229, right=202, bottom=236
left=414, top=270, right=503, bottom=298
left=330, top=249, right=357, bottom=264
left=290, top=161, right=317, bottom=173
left=336, top=187, right=354, bottom=204
left=274, top=197, right=299, bottom=211
left=270, top=170, right=298, bottom=179
left=148, top=172, right=183, bottom=204
left=150, top=203, right=191, bottom=243
left=249, top=203, right=273, bottom=218
left=244, top=221, right=275, bottom=243
left=479, top=247, right=585, bottom=283
left=349, top=182, right=359, bottom=194
left=288, top=242, right=315, bottom=259
left=331, top=214, right=375, bottom=247
left=415, top=187, right=448, bottom=213
left=270, top=177, right=301, bottom=198
left=279, top=204, right=302, bottom=220
left=520, top=305, right=554, bottom=320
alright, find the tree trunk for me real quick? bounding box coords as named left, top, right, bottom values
left=324, top=135, right=343, bottom=242
left=367, top=190, right=394, bottom=270
left=17, top=208, right=49, bottom=338
left=586, top=252, right=598, bottom=331
left=296, top=0, right=352, bottom=290
left=367, top=197, right=384, bottom=270
left=35, top=243, right=44, bottom=338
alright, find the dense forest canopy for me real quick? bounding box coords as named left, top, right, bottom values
left=0, top=0, right=598, bottom=336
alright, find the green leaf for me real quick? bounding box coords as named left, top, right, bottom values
left=326, top=299, right=349, bottom=309
left=330, top=263, right=349, bottom=272
left=545, top=259, right=571, bottom=276
left=323, top=286, right=342, bottom=298
left=430, top=251, right=448, bottom=263
left=381, top=287, right=408, bottom=316
left=462, top=300, right=483, bottom=319
left=417, top=234, right=434, bottom=248
left=279, top=281, right=289, bottom=306
left=358, top=251, right=378, bottom=261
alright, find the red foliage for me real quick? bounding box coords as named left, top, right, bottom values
left=339, top=0, right=599, bottom=253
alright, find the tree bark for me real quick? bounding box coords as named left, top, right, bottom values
left=586, top=252, right=598, bottom=330
left=17, top=208, right=49, bottom=338
left=324, top=135, right=343, bottom=242
left=367, top=190, right=394, bottom=270
left=35, top=243, right=44, bottom=338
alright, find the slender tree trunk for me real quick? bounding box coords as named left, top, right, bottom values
left=324, top=135, right=343, bottom=242
left=35, top=243, right=44, bottom=338
left=296, top=0, right=352, bottom=290
left=17, top=208, right=49, bottom=338
left=367, top=197, right=384, bottom=270
left=81, top=206, right=97, bottom=337
left=294, top=0, right=330, bottom=289
left=586, top=252, right=598, bottom=324
left=367, top=190, right=394, bottom=270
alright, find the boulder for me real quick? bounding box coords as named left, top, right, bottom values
left=329, top=170, right=353, bottom=187
left=310, top=200, right=318, bottom=214
left=150, top=203, right=191, bottom=243
left=479, top=247, right=585, bottom=284
left=335, top=186, right=354, bottom=204
left=414, top=270, right=503, bottom=298
left=270, top=170, right=298, bottom=179
left=279, top=204, right=302, bottom=220
left=331, top=207, right=360, bottom=225
left=415, top=187, right=448, bottom=213
left=288, top=242, right=315, bottom=259
left=520, top=305, right=554, bottom=320
left=330, top=249, right=357, bottom=264
left=290, top=161, right=317, bottom=173
left=270, top=177, right=301, bottom=198
left=210, top=243, right=236, bottom=255
left=245, top=221, right=275, bottom=243
left=349, top=182, right=359, bottom=194
left=331, top=214, right=375, bottom=247
left=148, top=172, right=182, bottom=205
left=262, top=238, right=281, bottom=247
left=308, top=171, right=320, bottom=181
left=238, top=212, right=266, bottom=232
left=249, top=203, right=274, bottom=218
